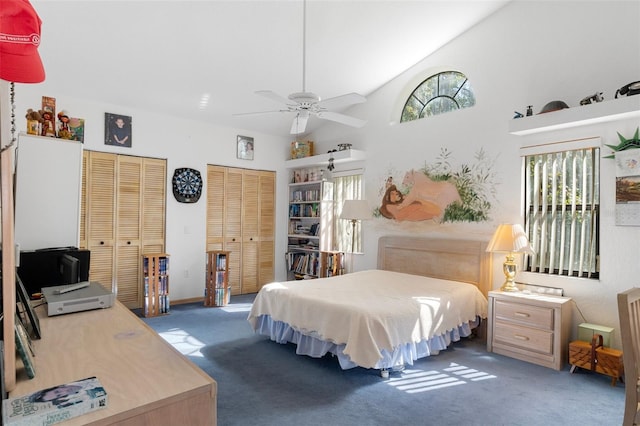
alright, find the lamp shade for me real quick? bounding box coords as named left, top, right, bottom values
left=340, top=200, right=371, bottom=221
left=486, top=223, right=534, bottom=254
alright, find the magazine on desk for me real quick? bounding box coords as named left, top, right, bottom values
left=2, top=376, right=107, bottom=425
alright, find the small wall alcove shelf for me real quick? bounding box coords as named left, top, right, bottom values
left=509, top=96, right=640, bottom=136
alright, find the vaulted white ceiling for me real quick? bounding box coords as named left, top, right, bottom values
left=31, top=0, right=510, bottom=138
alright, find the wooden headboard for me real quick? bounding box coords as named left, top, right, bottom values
left=377, top=236, right=493, bottom=296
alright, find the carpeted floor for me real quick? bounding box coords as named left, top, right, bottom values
left=141, top=294, right=625, bottom=426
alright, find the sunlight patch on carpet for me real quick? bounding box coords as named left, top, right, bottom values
left=158, top=328, right=206, bottom=357
left=386, top=362, right=496, bottom=393
left=221, top=303, right=253, bottom=313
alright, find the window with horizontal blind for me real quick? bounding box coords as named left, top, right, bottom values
left=333, top=171, right=364, bottom=253
left=523, top=139, right=600, bottom=279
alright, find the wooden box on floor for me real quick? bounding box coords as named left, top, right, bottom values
left=569, top=335, right=624, bottom=386
left=205, top=251, right=230, bottom=307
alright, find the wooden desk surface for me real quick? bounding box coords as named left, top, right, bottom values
left=10, top=301, right=217, bottom=425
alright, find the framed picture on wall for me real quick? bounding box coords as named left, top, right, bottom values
left=105, top=113, right=132, bottom=147
left=237, top=135, right=254, bottom=160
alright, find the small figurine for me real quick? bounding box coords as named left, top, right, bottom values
left=25, top=109, right=42, bottom=135
left=526, top=105, right=533, bottom=116
left=57, top=110, right=72, bottom=139
left=41, top=110, right=56, bottom=137
left=580, top=92, right=604, bottom=105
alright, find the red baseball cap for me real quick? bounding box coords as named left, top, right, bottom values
left=0, top=0, right=45, bottom=83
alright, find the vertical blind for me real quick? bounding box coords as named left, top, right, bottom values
left=333, top=172, right=364, bottom=253
left=523, top=144, right=599, bottom=278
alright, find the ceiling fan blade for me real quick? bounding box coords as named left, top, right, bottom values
left=290, top=111, right=309, bottom=134
left=316, top=111, right=366, bottom=128
left=317, top=92, right=366, bottom=110
left=232, top=109, right=287, bottom=117
left=255, top=90, right=294, bottom=106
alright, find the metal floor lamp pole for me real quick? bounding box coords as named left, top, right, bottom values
left=350, top=219, right=356, bottom=273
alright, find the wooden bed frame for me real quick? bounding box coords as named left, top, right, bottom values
left=377, top=236, right=493, bottom=297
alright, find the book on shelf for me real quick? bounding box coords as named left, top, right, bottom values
left=3, top=376, right=108, bottom=426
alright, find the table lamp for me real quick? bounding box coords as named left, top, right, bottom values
left=486, top=223, right=534, bottom=292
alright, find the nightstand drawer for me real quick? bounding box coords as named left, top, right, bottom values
left=494, top=300, right=554, bottom=330
left=494, top=321, right=553, bottom=354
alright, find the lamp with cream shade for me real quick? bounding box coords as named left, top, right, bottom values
left=486, top=223, right=534, bottom=292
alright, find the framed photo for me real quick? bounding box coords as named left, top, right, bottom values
left=15, top=315, right=36, bottom=379
left=237, top=135, right=254, bottom=160
left=16, top=273, right=41, bottom=339
left=105, top=113, right=132, bottom=147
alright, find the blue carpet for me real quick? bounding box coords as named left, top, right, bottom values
left=141, top=294, right=624, bottom=426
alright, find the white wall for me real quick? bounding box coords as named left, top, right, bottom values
left=11, top=90, right=291, bottom=302
left=311, top=0, right=640, bottom=348
left=10, top=1, right=640, bottom=348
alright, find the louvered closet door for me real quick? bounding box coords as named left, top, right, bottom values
left=225, top=168, right=243, bottom=295
left=79, top=153, right=88, bottom=248
left=141, top=158, right=166, bottom=253
left=241, top=170, right=259, bottom=294
left=83, top=152, right=166, bottom=308
left=206, top=166, right=225, bottom=251
left=85, top=152, right=116, bottom=292
left=258, top=171, right=275, bottom=288
left=206, top=166, right=275, bottom=295
left=115, top=156, right=142, bottom=308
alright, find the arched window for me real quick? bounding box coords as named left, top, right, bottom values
left=400, top=71, right=475, bottom=122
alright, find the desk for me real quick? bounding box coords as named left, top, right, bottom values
left=10, top=301, right=216, bottom=425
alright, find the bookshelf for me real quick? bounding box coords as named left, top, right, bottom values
left=320, top=251, right=345, bottom=277
left=205, top=250, right=230, bottom=307
left=287, top=172, right=336, bottom=279
left=142, top=253, right=170, bottom=317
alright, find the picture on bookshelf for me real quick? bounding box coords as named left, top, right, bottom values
left=16, top=273, right=41, bottom=340
left=14, top=316, right=35, bottom=379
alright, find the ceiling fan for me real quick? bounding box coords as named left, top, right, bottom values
left=234, top=0, right=367, bottom=135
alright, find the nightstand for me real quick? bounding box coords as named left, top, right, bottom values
left=487, top=290, right=572, bottom=370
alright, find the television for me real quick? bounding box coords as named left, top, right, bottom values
left=16, top=248, right=90, bottom=297
left=60, top=254, right=80, bottom=285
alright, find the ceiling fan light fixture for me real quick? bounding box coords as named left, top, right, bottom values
left=288, top=92, right=320, bottom=107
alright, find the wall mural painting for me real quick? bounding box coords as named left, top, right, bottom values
left=375, top=147, right=498, bottom=223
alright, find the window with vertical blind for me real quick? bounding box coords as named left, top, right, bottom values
left=522, top=138, right=600, bottom=279
left=333, top=171, right=364, bottom=253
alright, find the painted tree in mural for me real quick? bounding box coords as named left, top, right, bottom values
left=376, top=147, right=498, bottom=223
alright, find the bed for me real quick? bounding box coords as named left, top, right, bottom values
left=247, top=236, right=492, bottom=372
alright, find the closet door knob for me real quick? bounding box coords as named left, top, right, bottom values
left=100, top=241, right=105, bottom=245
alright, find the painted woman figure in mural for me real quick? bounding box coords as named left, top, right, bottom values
left=397, top=170, right=462, bottom=218
left=380, top=184, right=441, bottom=221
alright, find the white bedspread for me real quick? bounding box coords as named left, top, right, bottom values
left=248, top=269, right=488, bottom=369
